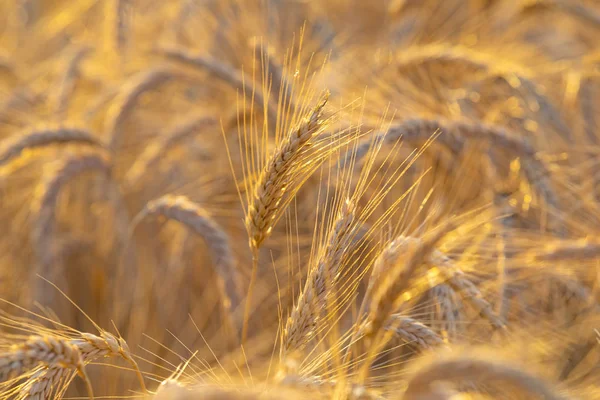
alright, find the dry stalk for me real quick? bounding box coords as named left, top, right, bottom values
left=0, top=126, right=103, bottom=167
left=403, top=352, right=567, bottom=400
left=124, top=115, right=217, bottom=186
left=283, top=199, right=356, bottom=354
left=132, top=195, right=241, bottom=317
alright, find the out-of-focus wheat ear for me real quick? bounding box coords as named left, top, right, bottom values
left=532, top=238, right=600, bottom=261
left=277, top=374, right=381, bottom=399
left=71, top=330, right=147, bottom=392
left=132, top=195, right=241, bottom=335
left=0, top=336, right=94, bottom=399
left=156, top=46, right=278, bottom=127
left=403, top=351, right=567, bottom=400
left=53, top=46, right=91, bottom=120
left=0, top=126, right=103, bottom=167
left=30, top=151, right=111, bottom=307
left=357, top=221, right=457, bottom=383
left=105, top=66, right=177, bottom=151
left=521, top=0, right=600, bottom=27
left=365, top=221, right=457, bottom=345
left=124, top=115, right=217, bottom=186
left=283, top=199, right=356, bottom=354
left=430, top=250, right=505, bottom=330
left=357, top=118, right=560, bottom=215
left=579, top=76, right=598, bottom=144
left=559, top=331, right=598, bottom=381
left=242, top=91, right=329, bottom=344
left=358, top=314, right=443, bottom=351
left=430, top=284, right=463, bottom=343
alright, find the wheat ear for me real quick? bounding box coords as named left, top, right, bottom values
left=429, top=250, right=505, bottom=330
left=246, top=91, right=329, bottom=249
left=157, top=46, right=278, bottom=126
left=358, top=314, right=443, bottom=350
left=124, top=115, right=216, bottom=186
left=30, top=151, right=111, bottom=305
left=0, top=336, right=93, bottom=399
left=132, top=195, right=241, bottom=318
left=403, top=352, right=567, bottom=400
left=0, top=126, right=103, bottom=167
left=283, top=199, right=356, bottom=354
left=429, top=284, right=462, bottom=343
left=355, top=118, right=559, bottom=210
left=532, top=238, right=600, bottom=261
left=105, top=66, right=177, bottom=151
left=522, top=0, right=600, bottom=27
left=242, top=91, right=329, bottom=344
left=16, top=365, right=75, bottom=400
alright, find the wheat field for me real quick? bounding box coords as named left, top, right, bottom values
left=0, top=0, right=599, bottom=399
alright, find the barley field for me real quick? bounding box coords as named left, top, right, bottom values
left=0, top=0, right=599, bottom=399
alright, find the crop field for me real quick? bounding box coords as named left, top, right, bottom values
left=0, top=0, right=599, bottom=399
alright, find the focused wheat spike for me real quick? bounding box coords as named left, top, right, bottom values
left=132, top=195, right=241, bottom=315
left=0, top=126, right=103, bottom=167
left=283, top=198, right=356, bottom=354
left=246, top=91, right=329, bottom=250
left=242, top=90, right=330, bottom=343
left=124, top=115, right=216, bottom=185
left=402, top=350, right=567, bottom=400
left=30, top=151, right=112, bottom=305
